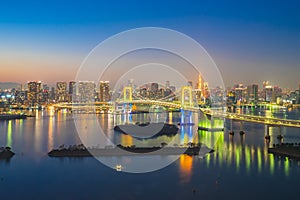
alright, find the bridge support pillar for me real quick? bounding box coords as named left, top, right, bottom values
left=180, top=110, right=194, bottom=125
left=239, top=121, right=245, bottom=135
left=265, top=125, right=270, bottom=140
left=277, top=126, right=283, bottom=142
left=229, top=119, right=234, bottom=135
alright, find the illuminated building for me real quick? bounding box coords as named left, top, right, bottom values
left=14, top=90, right=26, bottom=104
left=41, top=84, right=50, bottom=103
left=170, top=86, right=176, bottom=93
left=203, top=82, right=210, bottom=99
left=68, top=81, right=76, bottom=102
left=27, top=81, right=42, bottom=105
left=139, top=87, right=147, bottom=98
left=56, top=82, right=67, bottom=102
left=50, top=87, right=55, bottom=101
left=99, top=81, right=110, bottom=102
left=196, top=74, right=204, bottom=97
left=69, top=81, right=76, bottom=95
left=158, top=88, right=165, bottom=98
left=234, top=85, right=247, bottom=103
left=247, top=84, right=258, bottom=103
left=273, top=86, right=282, bottom=103
left=151, top=83, right=159, bottom=93
left=264, top=85, right=273, bottom=102
left=150, top=83, right=159, bottom=98
left=262, top=82, right=282, bottom=103
left=77, top=81, right=96, bottom=103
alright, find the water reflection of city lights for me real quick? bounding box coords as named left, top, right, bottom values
left=179, top=154, right=193, bottom=183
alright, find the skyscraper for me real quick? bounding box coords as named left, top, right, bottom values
left=203, top=82, right=210, bottom=99
left=69, top=81, right=76, bottom=95
left=150, top=83, right=159, bottom=98
left=56, top=82, right=67, bottom=102
left=27, top=81, right=42, bottom=105
left=234, top=86, right=246, bottom=103
left=99, top=81, right=110, bottom=102
left=77, top=81, right=96, bottom=103
left=197, top=74, right=204, bottom=97
left=247, top=84, right=258, bottom=103
left=264, top=85, right=273, bottom=102
left=68, top=81, right=76, bottom=102
left=262, top=81, right=271, bottom=102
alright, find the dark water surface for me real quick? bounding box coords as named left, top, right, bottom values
left=0, top=108, right=299, bottom=200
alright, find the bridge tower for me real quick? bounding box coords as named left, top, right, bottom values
left=180, top=86, right=195, bottom=125
left=123, top=86, right=132, bottom=102
left=181, top=86, right=193, bottom=108
left=121, top=86, right=133, bottom=118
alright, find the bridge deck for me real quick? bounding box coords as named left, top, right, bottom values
left=201, top=109, right=300, bottom=128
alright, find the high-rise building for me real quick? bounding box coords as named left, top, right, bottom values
left=68, top=81, right=76, bottom=102
left=42, top=84, right=49, bottom=91
left=69, top=81, right=76, bottom=95
left=247, top=84, right=258, bottom=103
left=263, top=81, right=270, bottom=90
left=27, top=81, right=42, bottom=105
left=273, top=86, right=282, bottom=103
left=264, top=85, right=273, bottom=102
left=99, top=81, right=110, bottom=102
left=77, top=81, right=96, bottom=103
left=56, top=82, right=67, bottom=102
left=197, top=74, right=204, bottom=97
left=140, top=87, right=147, bottom=98
left=262, top=81, right=272, bottom=102
left=150, top=83, right=159, bottom=98
left=151, top=83, right=159, bottom=92
left=233, top=84, right=247, bottom=103
left=50, top=87, right=55, bottom=101
left=203, top=82, right=210, bottom=99
left=170, top=86, right=176, bottom=93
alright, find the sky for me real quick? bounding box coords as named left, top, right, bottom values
left=0, top=0, right=300, bottom=90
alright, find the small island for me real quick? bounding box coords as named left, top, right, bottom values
left=114, top=123, right=179, bottom=138
left=48, top=143, right=213, bottom=157
left=0, top=147, right=15, bottom=160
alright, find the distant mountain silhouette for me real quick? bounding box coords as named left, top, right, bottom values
left=0, top=82, right=21, bottom=90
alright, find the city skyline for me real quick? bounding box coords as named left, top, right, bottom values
left=1, top=78, right=299, bottom=106
left=1, top=1, right=300, bottom=199
left=0, top=0, right=300, bottom=90
left=0, top=79, right=298, bottom=91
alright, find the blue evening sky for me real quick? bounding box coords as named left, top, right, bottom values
left=0, top=0, right=299, bottom=89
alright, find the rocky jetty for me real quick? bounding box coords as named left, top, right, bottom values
left=0, top=147, right=15, bottom=159
left=268, top=143, right=300, bottom=160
